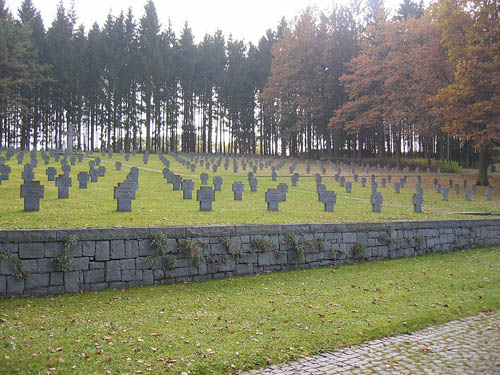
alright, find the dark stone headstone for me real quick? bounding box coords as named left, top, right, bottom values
left=413, top=193, right=424, bottom=213
left=172, top=175, right=182, bottom=191
left=182, top=179, right=195, bottom=199
left=249, top=177, right=258, bottom=192
left=114, top=182, right=136, bottom=211
left=20, top=181, right=44, bottom=211
left=115, top=162, right=122, bottom=171
left=232, top=181, right=244, bottom=201
left=55, top=175, right=72, bottom=199
left=22, top=164, right=35, bottom=182
left=213, top=176, right=223, bottom=191
left=371, top=192, right=383, bottom=212
left=200, top=173, right=209, bottom=185
left=197, top=186, right=215, bottom=211
left=46, top=167, right=57, bottom=181
left=265, top=189, right=282, bottom=211
left=78, top=172, right=89, bottom=189
left=320, top=190, right=336, bottom=212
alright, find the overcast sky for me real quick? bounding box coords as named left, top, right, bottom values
left=6, top=0, right=408, bottom=43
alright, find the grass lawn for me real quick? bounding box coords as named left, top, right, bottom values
left=0, top=152, right=499, bottom=229
left=0, top=246, right=498, bottom=374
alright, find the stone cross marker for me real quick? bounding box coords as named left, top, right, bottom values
left=213, top=176, right=223, bottom=191
left=394, top=181, right=401, bottom=193
left=115, top=162, right=122, bottom=171
left=371, top=182, right=378, bottom=193
left=55, top=175, right=72, bottom=199
left=320, top=190, right=336, bottom=212
left=20, top=181, right=44, bottom=211
left=232, top=181, right=244, bottom=201
left=200, top=173, right=209, bottom=185
left=345, top=181, right=352, bottom=193
left=278, top=183, right=288, bottom=196
left=22, top=164, right=35, bottom=182
left=361, top=177, right=367, bottom=187
left=249, top=177, right=258, bottom=192
left=315, top=174, right=322, bottom=185
left=371, top=191, right=383, bottom=212
left=89, top=168, right=98, bottom=183
left=182, top=179, right=195, bottom=199
left=340, top=176, right=345, bottom=187
left=442, top=187, right=449, bottom=201
left=291, top=173, right=299, bottom=187
left=95, top=157, right=101, bottom=166
left=265, top=189, right=283, bottom=211
left=46, top=167, right=57, bottom=181
left=98, top=166, right=106, bottom=177
left=413, top=193, right=424, bottom=213
left=381, top=178, right=386, bottom=188
left=272, top=170, right=277, bottom=181
left=114, top=182, right=136, bottom=211
left=78, top=172, right=89, bottom=189
left=465, top=188, right=472, bottom=201
left=197, top=186, right=216, bottom=211
left=172, top=175, right=182, bottom=191
left=62, top=164, right=71, bottom=177
left=317, top=184, right=326, bottom=201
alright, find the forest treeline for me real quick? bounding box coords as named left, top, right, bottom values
left=0, top=0, right=498, bottom=183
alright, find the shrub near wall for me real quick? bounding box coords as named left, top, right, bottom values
left=0, top=219, right=499, bottom=298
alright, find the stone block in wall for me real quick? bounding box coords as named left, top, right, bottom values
left=44, top=242, right=63, bottom=257
left=0, top=258, right=14, bottom=276
left=109, top=282, right=126, bottom=289
left=122, top=269, right=142, bottom=282
left=95, top=241, right=110, bottom=261
left=0, top=275, right=5, bottom=295
left=7, top=276, right=24, bottom=295
left=236, top=263, right=253, bottom=275
left=22, top=259, right=39, bottom=273
left=64, top=272, right=79, bottom=293
left=143, top=270, right=153, bottom=285
left=258, top=252, right=276, bottom=266
left=73, top=257, right=89, bottom=271
left=240, top=235, right=250, bottom=244
left=120, top=259, right=135, bottom=270
left=125, top=240, right=139, bottom=258
left=110, top=240, right=125, bottom=259
left=219, top=258, right=235, bottom=272
left=343, top=232, right=357, bottom=243
left=210, top=243, right=225, bottom=255
left=51, top=272, right=64, bottom=286
left=138, top=240, right=155, bottom=256
left=90, top=283, right=107, bottom=291
left=90, top=262, right=104, bottom=270
left=81, top=241, right=96, bottom=257
left=84, top=270, right=105, bottom=284
left=239, top=252, right=257, bottom=264
left=49, top=286, right=65, bottom=295
left=153, top=269, right=165, bottom=280
left=135, top=257, right=150, bottom=270
left=37, top=259, right=54, bottom=273
left=105, top=260, right=121, bottom=282
left=19, top=243, right=44, bottom=259
left=27, top=287, right=50, bottom=296
left=25, top=273, right=49, bottom=289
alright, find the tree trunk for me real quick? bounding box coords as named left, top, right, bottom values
left=476, top=146, right=489, bottom=186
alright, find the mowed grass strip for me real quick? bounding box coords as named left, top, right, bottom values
left=0, top=247, right=498, bottom=375
left=0, top=152, right=499, bottom=229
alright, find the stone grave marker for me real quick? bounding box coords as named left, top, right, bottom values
left=232, top=181, right=244, bottom=201
left=89, top=168, right=98, bottom=183
left=345, top=181, right=352, bottom=193
left=315, top=174, right=322, bottom=185
left=22, top=164, right=35, bottom=182
left=265, top=189, right=282, bottom=211
left=172, top=175, right=182, bottom=191
left=213, top=176, right=223, bottom=191
left=62, top=164, right=71, bottom=177
left=115, top=162, right=122, bottom=171
left=95, top=157, right=101, bottom=166
left=278, top=183, right=288, bottom=196
left=371, top=182, right=378, bottom=193
left=200, top=173, right=209, bottom=185
left=413, top=193, right=424, bottom=213
left=249, top=177, right=258, bottom=192
left=46, top=167, right=57, bottom=181
left=317, top=184, right=326, bottom=201
left=70, top=156, right=76, bottom=166
left=98, top=166, right=106, bottom=177
left=291, top=173, right=299, bottom=186
left=465, top=188, right=472, bottom=201
left=55, top=175, right=72, bottom=199
left=381, top=178, right=386, bottom=188
left=77, top=172, right=89, bottom=189
left=125, top=153, right=130, bottom=162
left=272, top=170, right=277, bottom=181
left=197, top=186, right=215, bottom=211
left=339, top=176, right=345, bottom=187
left=114, top=182, right=136, bottom=211
left=20, top=181, right=44, bottom=211
left=394, top=181, right=401, bottom=193
left=182, top=179, right=195, bottom=199
left=442, top=187, right=449, bottom=201
left=320, top=191, right=336, bottom=212
left=371, top=192, right=383, bottom=212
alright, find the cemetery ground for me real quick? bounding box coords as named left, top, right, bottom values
left=0, top=152, right=499, bottom=229
left=0, top=246, right=498, bottom=374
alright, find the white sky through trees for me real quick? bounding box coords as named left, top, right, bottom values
left=6, top=0, right=411, bottom=43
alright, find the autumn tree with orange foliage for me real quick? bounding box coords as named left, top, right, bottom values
left=431, top=0, right=499, bottom=185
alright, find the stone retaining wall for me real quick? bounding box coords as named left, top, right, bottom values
left=1, top=219, right=499, bottom=298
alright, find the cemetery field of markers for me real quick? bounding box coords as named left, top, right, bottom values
left=0, top=149, right=499, bottom=229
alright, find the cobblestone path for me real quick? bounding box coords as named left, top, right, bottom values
left=244, top=311, right=500, bottom=375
